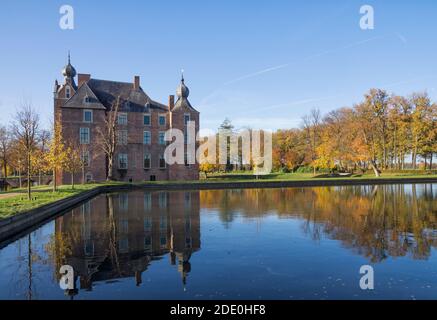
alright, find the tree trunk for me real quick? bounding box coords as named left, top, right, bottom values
left=53, top=168, right=57, bottom=192
left=430, top=153, right=434, bottom=170
left=412, top=144, right=417, bottom=169
left=370, top=160, right=381, bottom=177
left=27, top=152, right=31, bottom=200
left=71, top=173, right=74, bottom=189
left=2, top=161, right=6, bottom=179
left=107, top=155, right=113, bottom=181
left=82, top=166, right=85, bottom=184
left=18, top=167, right=22, bottom=188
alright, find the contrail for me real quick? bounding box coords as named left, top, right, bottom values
left=244, top=94, right=344, bottom=115
left=199, top=33, right=406, bottom=110
left=223, top=35, right=387, bottom=86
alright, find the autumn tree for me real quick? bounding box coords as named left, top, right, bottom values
left=0, top=125, right=12, bottom=178
left=302, top=108, right=321, bottom=175
left=46, top=122, right=67, bottom=192
left=63, top=141, right=82, bottom=189
left=410, top=92, right=433, bottom=169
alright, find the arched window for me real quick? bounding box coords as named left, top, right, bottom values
left=65, top=86, right=71, bottom=99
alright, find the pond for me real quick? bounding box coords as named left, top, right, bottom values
left=0, top=184, right=437, bottom=300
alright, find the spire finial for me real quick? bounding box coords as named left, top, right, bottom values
left=181, top=69, right=184, bottom=82
left=68, top=50, right=71, bottom=64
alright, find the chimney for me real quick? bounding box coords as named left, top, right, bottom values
left=78, top=74, right=91, bottom=87
left=168, top=95, right=175, bottom=110
left=134, top=76, right=140, bottom=90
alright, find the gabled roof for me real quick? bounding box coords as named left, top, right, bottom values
left=62, top=78, right=168, bottom=112
left=62, top=82, right=106, bottom=110
left=173, top=97, right=198, bottom=113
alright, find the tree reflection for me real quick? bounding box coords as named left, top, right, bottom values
left=200, top=184, right=437, bottom=262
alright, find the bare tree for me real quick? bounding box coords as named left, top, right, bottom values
left=12, top=102, right=40, bottom=200
left=35, top=129, right=51, bottom=186
left=97, top=96, right=120, bottom=181
left=0, top=125, right=11, bottom=178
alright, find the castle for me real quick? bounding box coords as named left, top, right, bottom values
left=53, top=55, right=199, bottom=184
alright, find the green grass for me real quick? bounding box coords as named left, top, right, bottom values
left=203, top=171, right=437, bottom=182
left=1, top=172, right=437, bottom=219
left=0, top=184, right=105, bottom=218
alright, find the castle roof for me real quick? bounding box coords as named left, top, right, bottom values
left=62, top=78, right=169, bottom=112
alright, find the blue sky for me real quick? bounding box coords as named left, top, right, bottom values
left=0, top=0, right=436, bottom=130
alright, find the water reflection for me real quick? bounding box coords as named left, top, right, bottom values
left=2, top=184, right=437, bottom=299
left=46, top=191, right=200, bottom=297
left=200, top=184, right=437, bottom=262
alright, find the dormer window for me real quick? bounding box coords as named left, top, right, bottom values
left=84, top=96, right=91, bottom=104
left=65, top=86, right=71, bottom=99
left=184, top=113, right=190, bottom=126
left=83, top=110, right=93, bottom=123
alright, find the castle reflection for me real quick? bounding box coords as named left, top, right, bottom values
left=53, top=191, right=200, bottom=295
left=48, top=184, right=437, bottom=298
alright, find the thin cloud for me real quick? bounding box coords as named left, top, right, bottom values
left=222, top=35, right=387, bottom=87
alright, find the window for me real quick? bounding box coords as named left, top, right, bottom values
left=85, top=173, right=93, bottom=183
left=117, top=130, right=128, bottom=145
left=119, top=238, right=129, bottom=253
left=160, top=216, right=167, bottom=230
left=84, top=240, right=94, bottom=256
left=143, top=114, right=151, bottom=125
left=65, top=86, right=71, bottom=99
left=119, top=193, right=129, bottom=210
left=185, top=237, right=192, bottom=249
left=184, top=127, right=188, bottom=144
left=159, top=192, right=167, bottom=208
left=80, top=128, right=90, bottom=144
left=184, top=151, right=190, bottom=167
left=184, top=192, right=191, bottom=209
left=143, top=131, right=151, bottom=145
left=118, top=113, right=127, bottom=125
left=81, top=151, right=90, bottom=167
left=144, top=217, right=152, bottom=231
left=83, top=110, right=93, bottom=123
left=118, top=153, right=128, bottom=169
left=159, top=154, right=166, bottom=169
left=119, top=219, right=129, bottom=233
left=184, top=113, right=190, bottom=125
left=159, top=131, right=166, bottom=145
left=83, top=96, right=91, bottom=104
left=144, top=153, right=151, bottom=169
left=144, top=193, right=152, bottom=211
left=144, top=236, right=152, bottom=251
left=159, top=114, right=166, bottom=126
left=160, top=236, right=167, bottom=247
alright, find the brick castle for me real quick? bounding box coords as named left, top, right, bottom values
left=54, top=55, right=199, bottom=184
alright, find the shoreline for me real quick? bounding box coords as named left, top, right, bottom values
left=1, top=176, right=437, bottom=246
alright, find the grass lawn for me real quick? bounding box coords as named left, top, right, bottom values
left=202, top=171, right=437, bottom=182
left=0, top=184, right=106, bottom=219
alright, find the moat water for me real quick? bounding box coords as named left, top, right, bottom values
left=1, top=184, right=437, bottom=300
